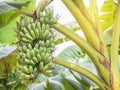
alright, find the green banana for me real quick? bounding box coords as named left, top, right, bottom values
left=43, top=30, right=49, bottom=39
left=27, top=44, right=33, bottom=50
left=40, top=47, right=47, bottom=53
left=36, top=22, right=41, bottom=30
left=21, top=79, right=32, bottom=85
left=40, top=30, right=45, bottom=39
left=21, top=66, right=29, bottom=74
left=46, top=63, right=55, bottom=69
left=21, top=53, right=26, bottom=60
left=30, top=74, right=34, bottom=78
left=50, top=41, right=55, bottom=48
left=41, top=52, right=46, bottom=59
left=40, top=41, right=45, bottom=47
left=44, top=56, right=52, bottom=64
left=49, top=10, right=54, bottom=19
left=35, top=43, right=39, bottom=48
left=29, top=60, right=35, bottom=65
left=6, top=81, right=16, bottom=86
left=43, top=70, right=53, bottom=76
left=21, top=38, right=31, bottom=43
left=39, top=17, right=44, bottom=23
left=45, top=8, right=50, bottom=16
left=30, top=50, right=35, bottom=57
left=20, top=73, right=31, bottom=79
left=34, top=48, right=39, bottom=55
left=24, top=59, right=30, bottom=65
left=25, top=33, right=34, bottom=41
left=31, top=23, right=40, bottom=39
left=49, top=18, right=57, bottom=26
left=41, top=23, right=46, bottom=31
left=29, top=30, right=36, bottom=39
left=18, top=46, right=23, bottom=51
left=24, top=59, right=35, bottom=65
left=39, top=61, right=44, bottom=71
left=33, top=67, right=37, bottom=73
left=44, top=17, right=49, bottom=23
left=27, top=24, right=32, bottom=31
left=34, top=29, right=40, bottom=39
left=26, top=48, right=31, bottom=54
left=24, top=74, right=31, bottom=79
left=28, top=66, right=33, bottom=74
left=32, top=56, right=39, bottom=63
left=45, top=24, right=50, bottom=30
left=25, top=52, right=31, bottom=59
left=43, top=53, right=50, bottom=60
left=22, top=27, right=30, bottom=34
left=45, top=40, right=51, bottom=47
left=36, top=54, right=41, bottom=62
left=22, top=46, right=27, bottom=52
left=19, top=31, right=25, bottom=37
left=31, top=23, right=36, bottom=30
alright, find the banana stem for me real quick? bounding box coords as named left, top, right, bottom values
left=53, top=57, right=110, bottom=90
left=73, top=0, right=91, bottom=22
left=17, top=9, right=33, bottom=17
left=54, top=23, right=100, bottom=61
left=89, top=0, right=109, bottom=59
left=62, top=0, right=109, bottom=60
left=110, top=1, right=120, bottom=86
left=54, top=23, right=110, bottom=85
left=61, top=0, right=111, bottom=85
left=35, top=0, right=53, bottom=16
left=62, top=0, right=100, bottom=50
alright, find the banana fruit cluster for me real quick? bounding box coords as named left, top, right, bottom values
left=16, top=8, right=57, bottom=84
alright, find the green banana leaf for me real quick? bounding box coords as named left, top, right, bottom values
left=13, top=0, right=36, bottom=11
left=100, top=0, right=116, bottom=30
left=54, top=42, right=86, bottom=60
left=0, top=0, right=30, bottom=28
left=0, top=45, right=17, bottom=58
left=0, top=47, right=18, bottom=76
left=0, top=19, right=18, bottom=44
left=62, top=75, right=75, bottom=90
left=0, top=0, right=35, bottom=44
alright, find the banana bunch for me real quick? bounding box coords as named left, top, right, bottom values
left=0, top=69, right=28, bottom=90
left=16, top=8, right=57, bottom=84
left=39, top=8, right=57, bottom=27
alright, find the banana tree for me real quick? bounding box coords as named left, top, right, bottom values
left=52, top=0, right=120, bottom=90
left=0, top=0, right=120, bottom=90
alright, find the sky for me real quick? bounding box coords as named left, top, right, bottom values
left=48, top=0, right=104, bottom=24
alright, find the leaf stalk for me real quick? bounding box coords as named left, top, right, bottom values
left=53, top=57, right=110, bottom=90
